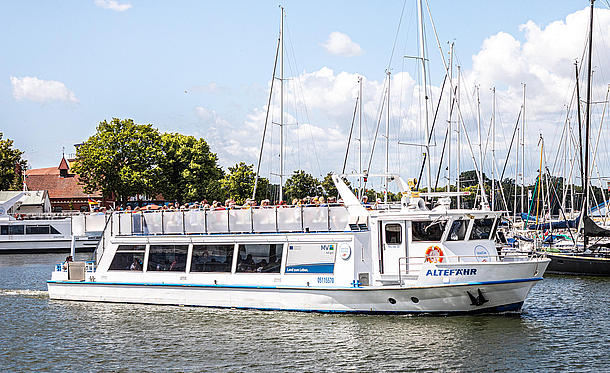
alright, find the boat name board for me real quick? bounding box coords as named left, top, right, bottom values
left=425, top=268, right=478, bottom=276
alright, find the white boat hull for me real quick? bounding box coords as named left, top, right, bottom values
left=0, top=236, right=98, bottom=253
left=47, top=277, right=540, bottom=314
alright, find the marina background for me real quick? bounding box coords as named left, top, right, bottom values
left=1, top=253, right=608, bottom=372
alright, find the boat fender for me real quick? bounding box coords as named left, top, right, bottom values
left=425, top=246, right=444, bottom=263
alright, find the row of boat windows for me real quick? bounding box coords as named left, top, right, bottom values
left=385, top=218, right=496, bottom=244
left=109, top=243, right=284, bottom=274
left=0, top=225, right=61, bottom=235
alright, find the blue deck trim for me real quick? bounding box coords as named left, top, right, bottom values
left=47, top=277, right=543, bottom=290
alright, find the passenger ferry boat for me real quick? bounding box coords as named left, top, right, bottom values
left=0, top=192, right=104, bottom=253
left=48, top=175, right=550, bottom=314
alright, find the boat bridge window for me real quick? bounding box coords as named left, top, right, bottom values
left=411, top=220, right=446, bottom=241
left=236, top=243, right=283, bottom=273
left=470, top=218, right=496, bottom=240
left=25, top=225, right=61, bottom=235
left=385, top=224, right=402, bottom=244
left=147, top=245, right=188, bottom=272
left=191, top=244, right=234, bottom=273
left=447, top=220, right=468, bottom=241
left=109, top=245, right=146, bottom=271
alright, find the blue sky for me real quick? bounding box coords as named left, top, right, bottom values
left=1, top=0, right=606, bottom=191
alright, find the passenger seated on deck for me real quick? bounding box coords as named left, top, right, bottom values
left=130, top=257, right=142, bottom=270
left=256, top=259, right=268, bottom=272
left=238, top=254, right=255, bottom=272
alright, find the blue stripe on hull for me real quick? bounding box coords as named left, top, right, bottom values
left=47, top=277, right=543, bottom=290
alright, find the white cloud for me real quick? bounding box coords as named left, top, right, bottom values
left=94, top=0, right=132, bottom=12
left=10, top=76, right=78, bottom=103
left=191, top=6, right=610, bottom=190
left=321, top=32, right=363, bottom=57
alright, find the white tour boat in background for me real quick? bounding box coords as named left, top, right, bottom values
left=0, top=192, right=105, bottom=253
left=48, top=175, right=550, bottom=314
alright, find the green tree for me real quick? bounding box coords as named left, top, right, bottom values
left=72, top=118, right=163, bottom=202
left=284, top=170, right=322, bottom=202
left=221, top=162, right=270, bottom=204
left=321, top=172, right=338, bottom=197
left=157, top=133, right=225, bottom=203
left=0, top=132, right=27, bottom=190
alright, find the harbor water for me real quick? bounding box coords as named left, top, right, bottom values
left=1, top=253, right=608, bottom=372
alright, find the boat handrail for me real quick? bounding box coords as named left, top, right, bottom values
left=397, top=252, right=544, bottom=285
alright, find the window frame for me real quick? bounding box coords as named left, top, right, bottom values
left=411, top=220, right=447, bottom=242
left=190, top=243, right=235, bottom=273
left=235, top=243, right=285, bottom=274
left=384, top=223, right=403, bottom=245
left=108, top=245, right=146, bottom=271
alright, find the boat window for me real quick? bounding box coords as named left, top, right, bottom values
left=26, top=225, right=50, bottom=235
left=447, top=219, right=468, bottom=241
left=0, top=225, right=8, bottom=235
left=385, top=224, right=402, bottom=244
left=116, top=244, right=146, bottom=252
left=470, top=218, right=495, bottom=240
left=191, top=244, right=234, bottom=273
left=147, top=245, right=188, bottom=272
left=50, top=226, right=61, bottom=234
left=236, top=243, right=283, bottom=273
left=9, top=225, right=24, bottom=235
left=109, top=246, right=145, bottom=271
left=411, top=220, right=446, bottom=241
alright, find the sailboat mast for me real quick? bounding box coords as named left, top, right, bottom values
left=359, top=76, right=363, bottom=200
left=385, top=70, right=390, bottom=202
left=521, top=83, right=526, bottom=214
left=492, top=86, right=496, bottom=210
left=417, top=0, right=431, bottom=193
left=457, top=65, right=462, bottom=208
left=447, top=42, right=454, bottom=193
left=279, top=6, right=285, bottom=203
left=583, top=0, right=595, bottom=246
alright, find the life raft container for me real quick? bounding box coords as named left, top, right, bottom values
left=425, top=246, right=444, bottom=263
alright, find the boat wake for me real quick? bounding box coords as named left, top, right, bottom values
left=0, top=288, right=49, bottom=298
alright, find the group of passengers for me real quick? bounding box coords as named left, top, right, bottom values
left=89, top=193, right=386, bottom=214
left=113, top=195, right=350, bottom=213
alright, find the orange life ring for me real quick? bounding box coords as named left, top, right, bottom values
left=425, top=246, right=444, bottom=263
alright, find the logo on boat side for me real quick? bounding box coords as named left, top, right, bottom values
left=474, top=245, right=490, bottom=262
left=425, top=268, right=478, bottom=276
left=321, top=244, right=335, bottom=251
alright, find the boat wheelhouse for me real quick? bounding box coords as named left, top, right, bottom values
left=48, top=175, right=549, bottom=314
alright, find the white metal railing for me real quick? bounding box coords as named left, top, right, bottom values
left=108, top=205, right=351, bottom=236
left=397, top=253, right=544, bottom=286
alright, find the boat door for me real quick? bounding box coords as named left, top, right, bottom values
left=379, top=221, right=407, bottom=275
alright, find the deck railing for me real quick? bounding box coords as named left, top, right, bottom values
left=397, top=252, right=543, bottom=286
left=107, top=205, right=351, bottom=237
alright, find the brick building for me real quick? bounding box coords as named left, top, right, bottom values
left=25, top=156, right=112, bottom=212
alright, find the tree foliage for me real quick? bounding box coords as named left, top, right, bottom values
left=72, top=118, right=163, bottom=201
left=157, top=133, right=224, bottom=203
left=0, top=133, right=27, bottom=190
left=321, top=172, right=338, bottom=197
left=221, top=162, right=270, bottom=204
left=284, top=170, right=322, bottom=202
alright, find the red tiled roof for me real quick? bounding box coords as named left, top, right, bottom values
left=26, top=167, right=58, bottom=176
left=25, top=168, right=102, bottom=199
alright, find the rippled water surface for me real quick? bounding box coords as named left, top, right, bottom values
left=0, top=253, right=609, bottom=372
